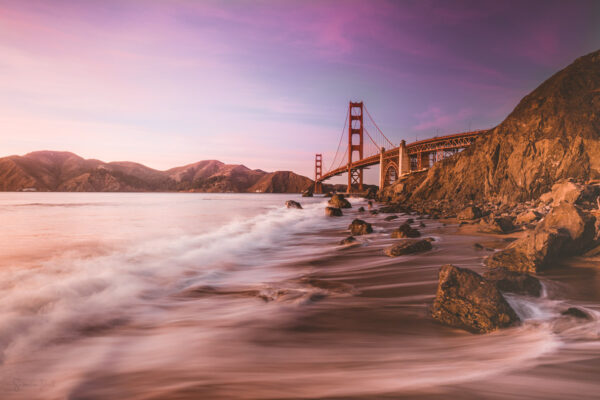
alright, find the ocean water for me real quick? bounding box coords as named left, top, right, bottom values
left=0, top=193, right=599, bottom=399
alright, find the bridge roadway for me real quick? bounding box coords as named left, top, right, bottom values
left=318, top=129, right=487, bottom=187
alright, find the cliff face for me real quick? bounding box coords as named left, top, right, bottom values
left=0, top=151, right=312, bottom=193
left=383, top=49, right=600, bottom=205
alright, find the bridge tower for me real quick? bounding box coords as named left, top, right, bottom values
left=347, top=101, right=364, bottom=193
left=314, top=154, right=323, bottom=194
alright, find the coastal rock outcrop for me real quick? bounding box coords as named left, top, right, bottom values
left=325, top=207, right=343, bottom=217
left=431, top=264, right=520, bottom=333
left=458, top=206, right=482, bottom=220
left=391, top=223, right=421, bottom=238
left=384, top=239, right=432, bottom=256
left=478, top=216, right=515, bottom=234
left=348, top=219, right=373, bottom=235
left=486, top=202, right=597, bottom=273
left=285, top=200, right=302, bottom=209
left=328, top=194, right=352, bottom=209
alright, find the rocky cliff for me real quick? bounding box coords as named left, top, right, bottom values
left=0, top=151, right=312, bottom=193
left=382, top=49, right=600, bottom=206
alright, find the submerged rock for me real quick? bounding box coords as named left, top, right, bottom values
left=431, top=264, right=520, bottom=333
left=483, top=267, right=542, bottom=297
left=329, top=194, right=352, bottom=209
left=339, top=236, right=357, bottom=245
left=285, top=200, right=302, bottom=209
left=348, top=219, right=373, bottom=235
left=561, top=307, right=591, bottom=320
left=384, top=239, right=432, bottom=257
left=391, top=223, right=421, bottom=238
left=325, top=207, right=343, bottom=217
left=384, top=215, right=398, bottom=221
left=358, top=206, right=365, bottom=212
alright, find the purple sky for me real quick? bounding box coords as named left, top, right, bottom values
left=1, top=0, right=599, bottom=182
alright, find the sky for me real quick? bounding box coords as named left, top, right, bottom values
left=1, top=0, right=599, bottom=182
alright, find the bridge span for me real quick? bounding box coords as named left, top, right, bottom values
left=314, top=101, right=487, bottom=193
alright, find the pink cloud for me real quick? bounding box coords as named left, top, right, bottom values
left=413, top=106, right=474, bottom=132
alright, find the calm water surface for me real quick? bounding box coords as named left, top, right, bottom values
left=0, top=193, right=599, bottom=399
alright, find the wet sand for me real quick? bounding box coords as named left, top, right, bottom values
left=1, top=195, right=599, bottom=399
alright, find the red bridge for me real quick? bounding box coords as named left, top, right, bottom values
left=314, top=101, right=487, bottom=193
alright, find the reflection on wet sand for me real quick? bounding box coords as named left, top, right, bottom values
left=0, top=193, right=598, bottom=399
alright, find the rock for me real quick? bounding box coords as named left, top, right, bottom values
left=324, top=192, right=333, bottom=197
left=325, top=207, right=343, bottom=217
left=539, top=180, right=585, bottom=206
left=486, top=228, right=570, bottom=273
left=540, top=202, right=597, bottom=254
left=358, top=206, right=365, bottom=212
left=515, top=210, right=541, bottom=225
left=406, top=218, right=414, bottom=224
left=431, top=264, right=520, bottom=333
left=348, top=219, right=373, bottom=235
left=384, top=239, right=432, bottom=256
left=561, top=307, right=591, bottom=319
left=419, top=222, right=426, bottom=228
left=458, top=206, right=482, bottom=220
left=478, top=216, right=515, bottom=234
left=328, top=194, right=352, bottom=209
left=370, top=210, right=379, bottom=215
left=391, top=223, right=421, bottom=238
left=339, top=236, right=357, bottom=245
left=483, top=267, right=542, bottom=297
left=486, top=203, right=597, bottom=273
left=285, top=200, right=302, bottom=209
left=302, top=190, right=313, bottom=197
left=384, top=215, right=398, bottom=221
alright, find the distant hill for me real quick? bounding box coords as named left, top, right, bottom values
left=0, top=151, right=313, bottom=193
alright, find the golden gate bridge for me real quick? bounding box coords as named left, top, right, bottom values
left=314, top=101, right=487, bottom=193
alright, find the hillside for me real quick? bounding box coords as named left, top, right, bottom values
left=382, top=49, right=600, bottom=206
left=0, top=151, right=313, bottom=193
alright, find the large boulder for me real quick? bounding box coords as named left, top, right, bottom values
left=483, top=267, right=542, bottom=297
left=457, top=206, right=482, bottom=220
left=384, top=239, right=432, bottom=257
left=539, top=180, right=585, bottom=206
left=285, top=200, right=302, bottom=209
left=486, top=203, right=596, bottom=273
left=431, top=265, right=520, bottom=333
left=325, top=207, right=343, bottom=217
left=391, top=222, right=421, bottom=238
left=348, top=219, right=373, bottom=235
left=329, top=194, right=352, bottom=209
left=478, top=216, right=515, bottom=234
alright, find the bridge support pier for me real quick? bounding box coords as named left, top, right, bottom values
left=398, top=140, right=410, bottom=176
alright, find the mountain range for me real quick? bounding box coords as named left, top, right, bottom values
left=0, top=151, right=313, bottom=193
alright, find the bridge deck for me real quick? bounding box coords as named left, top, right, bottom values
left=318, top=129, right=487, bottom=183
